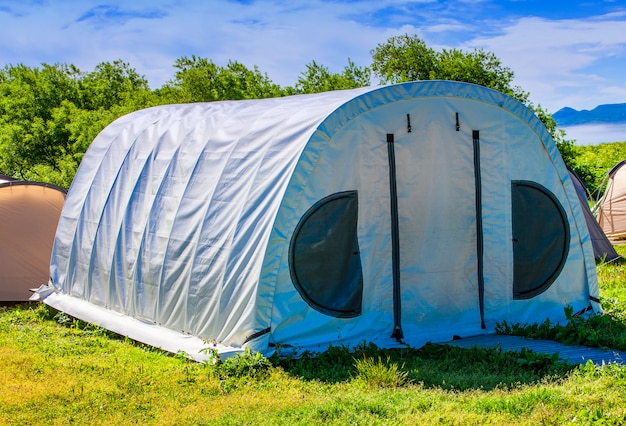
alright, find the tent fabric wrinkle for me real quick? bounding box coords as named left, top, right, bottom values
left=32, top=81, right=600, bottom=361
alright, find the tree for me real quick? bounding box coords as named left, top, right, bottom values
left=78, top=60, right=152, bottom=110
left=370, top=34, right=528, bottom=103
left=294, top=59, right=371, bottom=94
left=0, top=61, right=155, bottom=187
left=158, top=56, right=283, bottom=103
left=370, top=35, right=436, bottom=83
left=370, top=34, right=579, bottom=162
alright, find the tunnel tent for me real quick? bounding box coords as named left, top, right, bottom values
left=567, top=167, right=619, bottom=262
left=32, top=81, right=600, bottom=361
left=1, top=179, right=67, bottom=302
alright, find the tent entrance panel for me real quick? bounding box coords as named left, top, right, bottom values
left=392, top=108, right=484, bottom=344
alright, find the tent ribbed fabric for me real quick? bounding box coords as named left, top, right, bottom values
left=33, top=81, right=599, bottom=360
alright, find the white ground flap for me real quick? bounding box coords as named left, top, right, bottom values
left=30, top=285, right=243, bottom=362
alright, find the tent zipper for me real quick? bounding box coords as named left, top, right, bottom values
left=386, top=133, right=404, bottom=341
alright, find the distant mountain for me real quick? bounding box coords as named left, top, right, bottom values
left=553, top=103, right=626, bottom=126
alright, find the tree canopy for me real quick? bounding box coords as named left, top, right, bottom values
left=0, top=35, right=574, bottom=188
left=294, top=59, right=370, bottom=94
left=0, top=60, right=155, bottom=187
left=157, top=56, right=283, bottom=103
left=370, top=34, right=528, bottom=104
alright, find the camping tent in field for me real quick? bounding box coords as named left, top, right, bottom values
left=1, top=178, right=66, bottom=302
left=597, top=160, right=626, bottom=242
left=567, top=168, right=619, bottom=261
left=32, top=81, right=600, bottom=360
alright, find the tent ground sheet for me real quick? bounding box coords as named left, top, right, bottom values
left=446, top=335, right=625, bottom=366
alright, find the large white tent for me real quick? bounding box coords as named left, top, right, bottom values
left=32, top=81, right=600, bottom=360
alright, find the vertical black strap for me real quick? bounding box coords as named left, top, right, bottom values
left=472, top=130, right=486, bottom=329
left=387, top=133, right=404, bottom=340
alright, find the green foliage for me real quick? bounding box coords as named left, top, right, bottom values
left=370, top=34, right=437, bottom=83
left=294, top=59, right=371, bottom=94
left=370, top=34, right=528, bottom=104
left=0, top=60, right=156, bottom=187
left=568, top=142, right=626, bottom=197
left=1, top=39, right=587, bottom=188
left=158, top=55, right=283, bottom=103
left=213, top=347, right=273, bottom=380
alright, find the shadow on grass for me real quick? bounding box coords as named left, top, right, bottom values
left=272, top=342, right=576, bottom=391
left=6, top=303, right=576, bottom=392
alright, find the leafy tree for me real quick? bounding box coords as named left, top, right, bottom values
left=158, top=56, right=283, bottom=103
left=569, top=142, right=626, bottom=197
left=294, top=59, right=371, bottom=94
left=370, top=34, right=436, bottom=83
left=78, top=60, right=152, bottom=110
left=370, top=34, right=577, bottom=162
left=370, top=34, right=527, bottom=103
left=0, top=63, right=78, bottom=181
left=0, top=61, right=155, bottom=187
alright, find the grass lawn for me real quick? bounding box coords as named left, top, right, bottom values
left=2, top=248, right=626, bottom=425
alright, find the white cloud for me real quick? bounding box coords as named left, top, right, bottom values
left=466, top=14, right=626, bottom=111
left=0, top=0, right=625, bottom=112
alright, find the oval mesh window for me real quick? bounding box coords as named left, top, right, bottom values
left=289, top=191, right=363, bottom=318
left=511, top=181, right=570, bottom=299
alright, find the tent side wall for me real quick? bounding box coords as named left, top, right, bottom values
left=568, top=168, right=619, bottom=261
left=40, top=90, right=374, bottom=358
left=597, top=161, right=626, bottom=241
left=0, top=181, right=66, bottom=301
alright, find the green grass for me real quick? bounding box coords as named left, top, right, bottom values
left=2, top=247, right=626, bottom=424
left=1, top=304, right=626, bottom=424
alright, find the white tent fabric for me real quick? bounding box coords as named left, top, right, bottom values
left=33, top=81, right=599, bottom=361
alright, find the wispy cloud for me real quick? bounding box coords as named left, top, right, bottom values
left=73, top=4, right=167, bottom=28
left=0, top=0, right=624, bottom=112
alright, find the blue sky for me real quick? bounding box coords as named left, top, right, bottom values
left=1, top=0, right=625, bottom=114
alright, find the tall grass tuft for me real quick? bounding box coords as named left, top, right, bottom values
left=352, top=354, right=410, bottom=388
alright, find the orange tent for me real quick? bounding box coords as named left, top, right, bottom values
left=0, top=178, right=66, bottom=302
left=597, top=160, right=626, bottom=242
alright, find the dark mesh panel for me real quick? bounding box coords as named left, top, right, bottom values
left=289, top=191, right=363, bottom=317
left=512, top=181, right=570, bottom=299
